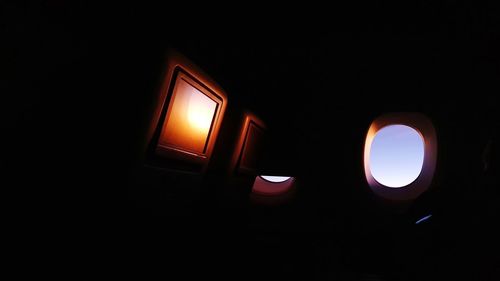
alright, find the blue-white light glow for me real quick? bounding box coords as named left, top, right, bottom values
left=369, top=125, right=425, bottom=188
left=260, top=176, right=292, bottom=183
left=415, top=214, right=433, bottom=224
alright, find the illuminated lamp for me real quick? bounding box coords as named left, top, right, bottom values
left=364, top=113, right=437, bottom=201
left=230, top=113, right=266, bottom=175
left=146, top=50, right=227, bottom=172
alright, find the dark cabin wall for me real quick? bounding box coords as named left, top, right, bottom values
left=3, top=1, right=499, bottom=280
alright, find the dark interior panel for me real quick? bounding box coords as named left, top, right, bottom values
left=3, top=2, right=499, bottom=280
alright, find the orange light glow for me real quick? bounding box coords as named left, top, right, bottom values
left=159, top=77, right=217, bottom=155
left=187, top=90, right=217, bottom=132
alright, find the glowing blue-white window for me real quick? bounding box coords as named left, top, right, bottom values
left=260, top=176, right=292, bottom=183
left=369, top=125, right=425, bottom=188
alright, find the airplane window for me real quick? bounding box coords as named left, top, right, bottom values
left=260, top=176, right=292, bottom=183
left=369, top=125, right=425, bottom=188
left=415, top=214, right=432, bottom=224
left=252, top=175, right=295, bottom=196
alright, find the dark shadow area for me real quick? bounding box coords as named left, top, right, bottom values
left=3, top=2, right=499, bottom=280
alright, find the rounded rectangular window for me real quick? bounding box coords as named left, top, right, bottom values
left=230, top=113, right=266, bottom=175
left=369, top=125, right=425, bottom=188
left=146, top=50, right=227, bottom=173
left=364, top=113, right=437, bottom=201
left=158, top=73, right=219, bottom=155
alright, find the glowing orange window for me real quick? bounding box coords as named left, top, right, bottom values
left=158, top=74, right=218, bottom=155
left=146, top=50, right=228, bottom=173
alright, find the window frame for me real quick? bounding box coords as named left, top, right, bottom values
left=231, top=113, right=266, bottom=175
left=145, top=50, right=228, bottom=173
left=363, top=113, right=437, bottom=201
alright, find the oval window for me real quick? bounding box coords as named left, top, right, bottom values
left=369, top=125, right=425, bottom=188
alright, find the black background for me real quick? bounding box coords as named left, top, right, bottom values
left=2, top=1, right=499, bottom=280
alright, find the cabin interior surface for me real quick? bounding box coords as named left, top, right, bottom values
left=3, top=2, right=499, bottom=280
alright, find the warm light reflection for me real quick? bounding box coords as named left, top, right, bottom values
left=159, top=78, right=217, bottom=154
left=369, top=125, right=424, bottom=188
left=187, top=90, right=217, bottom=132
left=260, top=176, right=292, bottom=183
